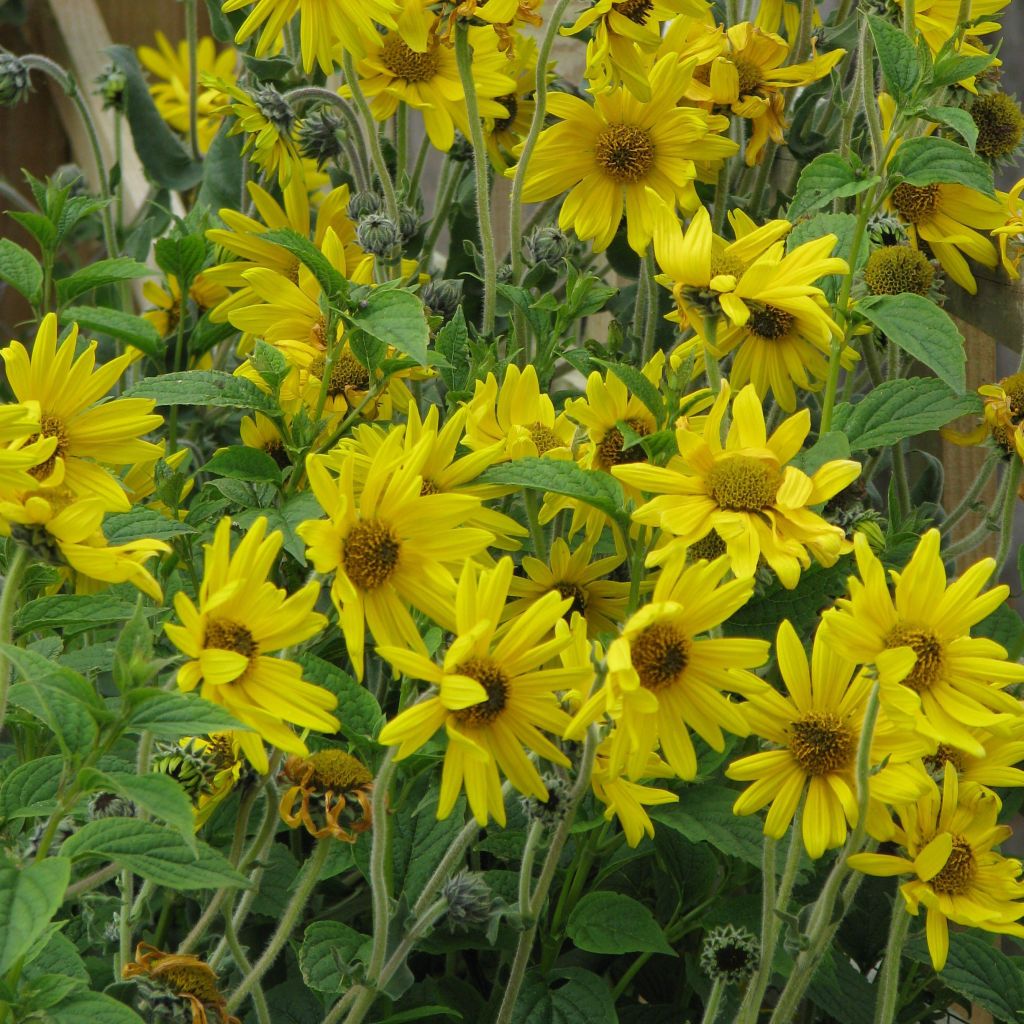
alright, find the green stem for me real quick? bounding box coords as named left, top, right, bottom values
left=0, top=545, right=29, bottom=733
left=702, top=315, right=724, bottom=394
left=891, top=442, right=912, bottom=518
left=640, top=248, right=658, bottom=364
left=285, top=86, right=371, bottom=188
left=940, top=456, right=997, bottom=535
left=223, top=901, right=271, bottom=1024
left=184, top=0, right=201, bottom=160
left=454, top=23, right=497, bottom=335
left=873, top=897, right=912, bottom=1024
left=712, top=160, right=730, bottom=234
left=117, top=870, right=134, bottom=978
left=365, top=749, right=398, bottom=983
left=994, top=457, right=1022, bottom=572
left=518, top=821, right=544, bottom=915
left=396, top=102, right=409, bottom=182
left=702, top=978, right=727, bottom=1024
left=523, top=489, right=548, bottom=560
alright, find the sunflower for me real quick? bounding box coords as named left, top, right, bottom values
left=727, top=620, right=934, bottom=859
left=506, top=536, right=629, bottom=638
left=137, top=31, right=237, bottom=153
left=591, top=738, right=678, bottom=847
left=516, top=53, right=737, bottom=254
left=616, top=382, right=861, bottom=588
left=898, top=0, right=1007, bottom=78
left=296, top=431, right=494, bottom=680
left=279, top=748, right=373, bottom=841
left=0, top=403, right=57, bottom=495
left=923, top=720, right=1024, bottom=794
left=821, top=530, right=1024, bottom=755
left=993, top=177, right=1024, bottom=279
left=463, top=363, right=575, bottom=459
left=240, top=412, right=289, bottom=469
left=221, top=0, right=402, bottom=73
left=847, top=764, right=1024, bottom=970
left=1, top=315, right=163, bottom=512
left=164, top=516, right=339, bottom=772
left=349, top=14, right=516, bottom=153
left=942, top=371, right=1024, bottom=459
left=561, top=0, right=710, bottom=100
left=687, top=22, right=844, bottom=164
left=565, top=549, right=770, bottom=781
left=151, top=733, right=247, bottom=829
left=142, top=273, right=229, bottom=341
left=376, top=557, right=592, bottom=826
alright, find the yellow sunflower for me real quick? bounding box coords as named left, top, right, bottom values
left=0, top=403, right=57, bottom=495
left=848, top=765, right=1024, bottom=970
left=821, top=529, right=1024, bottom=755
left=942, top=371, right=1024, bottom=459
left=506, top=536, right=629, bottom=638
left=221, top=0, right=402, bottom=72
left=727, top=620, right=934, bottom=859
left=923, top=721, right=1024, bottom=794
left=142, top=273, right=229, bottom=341
left=137, top=31, right=237, bottom=153
left=591, top=738, right=678, bottom=847
left=993, top=176, right=1024, bottom=279
left=296, top=431, right=494, bottom=680
left=516, top=53, right=737, bottom=254
left=565, top=548, right=770, bottom=781
left=377, top=557, right=592, bottom=826
left=1, top=315, right=163, bottom=512
left=899, top=0, right=1007, bottom=77
left=164, top=516, right=338, bottom=772
left=616, top=382, right=861, bottom=588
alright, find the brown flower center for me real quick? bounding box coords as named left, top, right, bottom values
left=527, top=421, right=564, bottom=454
left=343, top=519, right=401, bottom=591
left=706, top=455, right=782, bottom=511
left=747, top=305, right=796, bottom=341
left=595, top=123, right=656, bottom=184
left=596, top=418, right=650, bottom=468
left=152, top=961, right=222, bottom=1002
left=789, top=713, right=855, bottom=776
left=687, top=530, right=728, bottom=562
left=493, top=93, right=518, bottom=134
left=556, top=581, right=588, bottom=618
left=613, top=0, right=655, bottom=24
left=419, top=478, right=442, bottom=495
left=204, top=619, right=258, bottom=660
left=453, top=657, right=510, bottom=726
left=381, top=35, right=440, bottom=83
left=885, top=623, right=945, bottom=692
left=733, top=57, right=763, bottom=95
left=864, top=245, right=935, bottom=296
left=890, top=183, right=940, bottom=224
left=923, top=743, right=966, bottom=779
left=632, top=622, right=691, bottom=692
left=971, top=91, right=1024, bottom=160
left=27, top=413, right=69, bottom=480
left=929, top=834, right=976, bottom=895
left=1001, top=372, right=1024, bottom=420
left=298, top=749, right=373, bottom=792
left=309, top=351, right=371, bottom=396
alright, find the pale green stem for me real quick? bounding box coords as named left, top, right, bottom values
left=523, top=489, right=548, bottom=561
left=0, top=545, right=29, bottom=733
left=994, top=457, right=1022, bottom=572
left=702, top=978, right=727, bottom=1024
left=284, top=86, right=370, bottom=188
left=117, top=870, right=134, bottom=979
left=518, top=821, right=544, bottom=915
left=702, top=315, right=724, bottom=395
left=365, top=749, right=398, bottom=982
left=640, top=248, right=658, bottom=364
left=939, top=456, right=997, bottom=535
left=184, top=0, right=200, bottom=160
left=873, top=897, right=912, bottom=1024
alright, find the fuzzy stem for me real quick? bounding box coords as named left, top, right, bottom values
left=0, top=545, right=28, bottom=733
left=939, top=456, right=997, bottom=535
left=702, top=315, right=724, bottom=394
left=994, top=457, right=1022, bottom=572
left=640, top=248, right=658, bottom=364
left=702, top=978, right=727, bottom=1024
left=184, top=0, right=201, bottom=160
left=873, top=897, right=912, bottom=1024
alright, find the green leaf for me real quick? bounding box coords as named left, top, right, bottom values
left=154, top=234, right=208, bottom=291
left=261, top=228, right=350, bottom=302
left=8, top=211, right=57, bottom=251
left=0, top=857, right=71, bottom=974
left=204, top=445, right=283, bottom=484
left=831, top=377, right=981, bottom=450
left=929, top=52, right=994, bottom=90
left=0, top=643, right=103, bottom=710
left=125, top=370, right=279, bottom=413
left=787, top=212, right=866, bottom=301
left=905, top=931, right=1024, bottom=1022
left=868, top=15, right=920, bottom=101
left=298, top=653, right=384, bottom=740
left=807, top=948, right=874, bottom=1024
left=392, top=791, right=468, bottom=901
left=592, top=358, right=665, bottom=424
left=56, top=257, right=151, bottom=305
left=974, top=603, right=1024, bottom=662
left=103, top=508, right=196, bottom=544
left=477, top=458, right=630, bottom=527
left=789, top=154, right=879, bottom=219
left=348, top=288, right=430, bottom=366
left=858, top=294, right=966, bottom=392
left=249, top=338, right=291, bottom=393
left=791, top=431, right=851, bottom=475
left=511, top=968, right=617, bottom=1024
left=45, top=991, right=147, bottom=1024
left=17, top=974, right=86, bottom=1013
left=436, top=308, right=470, bottom=393
left=23, top=931, right=89, bottom=982
left=7, top=681, right=99, bottom=755
left=0, top=755, right=64, bottom=820
left=60, top=306, right=164, bottom=358
left=107, top=45, right=203, bottom=191
left=123, top=691, right=249, bottom=738
left=0, top=237, right=43, bottom=303
left=198, top=122, right=244, bottom=213
left=61, top=818, right=249, bottom=889
left=15, top=594, right=140, bottom=637
left=653, top=785, right=778, bottom=869
left=77, top=769, right=196, bottom=845
left=298, top=921, right=368, bottom=993
left=888, top=136, right=995, bottom=195
left=922, top=105, right=979, bottom=151
left=566, top=892, right=675, bottom=955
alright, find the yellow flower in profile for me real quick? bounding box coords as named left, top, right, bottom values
left=924, top=721, right=1024, bottom=794
left=727, top=621, right=933, bottom=859
left=942, top=371, right=1024, bottom=459
left=561, top=0, right=709, bottom=100
left=506, top=536, right=629, bottom=638
left=517, top=53, right=737, bottom=254
left=1, top=315, right=163, bottom=511
left=463, top=363, right=575, bottom=459
left=221, top=0, right=402, bottom=72
left=0, top=403, right=57, bottom=495
left=377, top=557, right=592, bottom=826
left=297, top=431, right=494, bottom=680
left=566, top=549, right=770, bottom=781
left=350, top=15, right=516, bottom=152
left=994, top=177, right=1024, bottom=279
left=617, top=383, right=860, bottom=588
left=164, top=516, right=338, bottom=772
left=142, top=273, right=229, bottom=340
left=848, top=765, right=1024, bottom=970
left=152, top=733, right=245, bottom=829
left=138, top=32, right=237, bottom=153
left=591, top=739, right=678, bottom=847
left=240, top=412, right=289, bottom=468
left=899, top=0, right=1007, bottom=78
left=822, top=530, right=1024, bottom=755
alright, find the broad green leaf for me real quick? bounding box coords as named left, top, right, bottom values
left=788, top=154, right=878, bottom=219
left=436, top=307, right=470, bottom=393
left=922, top=105, right=979, bottom=151
left=393, top=791, right=468, bottom=900
left=0, top=237, right=43, bottom=303
left=77, top=768, right=196, bottom=844
left=0, top=857, right=71, bottom=973
left=888, top=137, right=995, bottom=195
left=60, top=818, right=249, bottom=889
left=45, top=991, right=147, bottom=1024
left=204, top=445, right=283, bottom=484
left=566, top=892, right=675, bottom=955
left=154, top=234, right=207, bottom=290
left=16, top=973, right=85, bottom=1012
left=477, top=458, right=630, bottom=527
left=787, top=212, right=865, bottom=301
left=858, top=294, right=966, bottom=392
left=198, top=122, right=245, bottom=213
left=0, top=755, right=65, bottom=819
left=22, top=931, right=89, bottom=982
left=298, top=653, right=384, bottom=740
left=122, top=691, right=249, bottom=738
left=791, top=431, right=851, bottom=475
left=7, top=681, right=99, bottom=755
left=298, top=921, right=368, bottom=993
left=56, top=257, right=151, bottom=305
left=831, top=377, right=981, bottom=450
left=807, top=949, right=874, bottom=1024
left=261, top=227, right=350, bottom=302
left=348, top=288, right=430, bottom=366
left=511, top=968, right=617, bottom=1024
left=249, top=338, right=291, bottom=393
left=125, top=370, right=279, bottom=413
left=868, top=15, right=920, bottom=102
left=930, top=52, right=994, bottom=90
left=104, top=508, right=196, bottom=544
left=0, top=643, right=103, bottom=710
left=15, top=594, right=141, bottom=637
left=60, top=306, right=164, bottom=357
left=592, top=358, right=665, bottom=424
left=974, top=603, right=1024, bottom=662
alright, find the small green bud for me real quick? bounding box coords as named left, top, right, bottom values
left=357, top=213, right=402, bottom=257
left=524, top=225, right=570, bottom=268
left=347, top=189, right=383, bottom=221
left=700, top=925, right=760, bottom=985
left=295, top=107, right=346, bottom=168
left=95, top=62, right=127, bottom=111
left=0, top=51, right=30, bottom=106
left=442, top=871, right=494, bottom=932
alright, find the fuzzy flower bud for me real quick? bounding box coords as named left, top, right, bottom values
left=700, top=925, right=760, bottom=985
left=357, top=213, right=401, bottom=257
left=95, top=63, right=127, bottom=111
left=253, top=85, right=293, bottom=134
left=421, top=278, right=463, bottom=322
left=295, top=107, right=346, bottom=168
left=524, top=225, right=570, bottom=268
left=442, top=870, right=494, bottom=932
left=0, top=51, right=30, bottom=106
left=520, top=773, right=572, bottom=829
left=348, top=189, right=383, bottom=221
left=397, top=203, right=419, bottom=244
left=89, top=791, right=136, bottom=820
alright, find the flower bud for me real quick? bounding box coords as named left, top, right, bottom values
left=253, top=84, right=293, bottom=134
left=95, top=63, right=127, bottom=111
left=357, top=213, right=402, bottom=257
left=397, top=203, right=419, bottom=244
left=295, top=107, right=346, bottom=168
left=524, top=225, right=570, bottom=268
left=521, top=773, right=572, bottom=828
left=442, top=870, right=494, bottom=932
left=348, top=189, right=383, bottom=221
left=89, top=791, right=136, bottom=820
left=421, top=278, right=463, bottom=321
left=0, top=52, right=30, bottom=106
left=700, top=924, right=760, bottom=985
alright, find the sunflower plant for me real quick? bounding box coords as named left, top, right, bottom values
left=2, top=1, right=1024, bottom=1023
